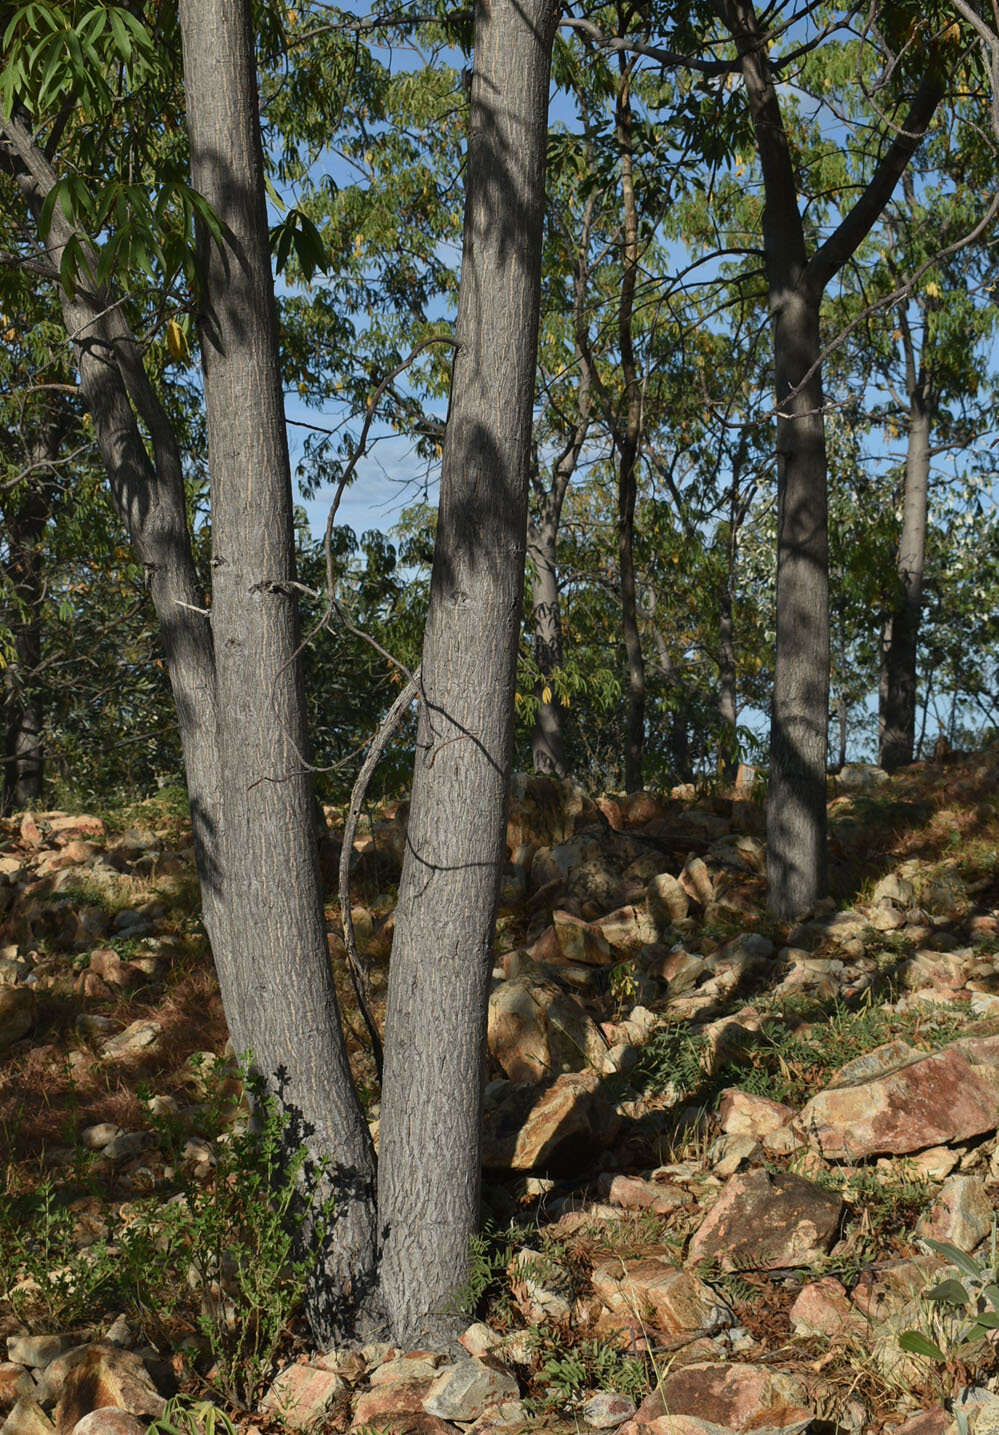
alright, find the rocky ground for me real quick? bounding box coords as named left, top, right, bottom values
left=4, top=753, right=999, bottom=1435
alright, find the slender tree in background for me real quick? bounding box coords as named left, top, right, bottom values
left=713, top=0, right=945, bottom=915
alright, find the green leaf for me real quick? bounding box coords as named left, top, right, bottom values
left=898, top=1330, right=946, bottom=1361
left=922, top=1240, right=984, bottom=1279
left=925, top=1278, right=970, bottom=1306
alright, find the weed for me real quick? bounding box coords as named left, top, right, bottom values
left=900, top=1229, right=999, bottom=1369
left=147, top=1397, right=237, bottom=1435
left=526, top=1331, right=647, bottom=1412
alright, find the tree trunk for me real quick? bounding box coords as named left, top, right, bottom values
left=615, top=59, right=646, bottom=793
left=529, top=504, right=567, bottom=776
left=716, top=0, right=941, bottom=916
left=177, top=0, right=379, bottom=1343
left=717, top=576, right=738, bottom=778
left=2, top=427, right=53, bottom=811
left=377, top=0, right=557, bottom=1345
left=879, top=390, right=930, bottom=771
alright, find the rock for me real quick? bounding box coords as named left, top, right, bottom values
left=458, top=1326, right=500, bottom=1359
left=70, top=1414, right=145, bottom=1435
left=893, top=1412, right=955, bottom=1435
left=837, top=763, right=888, bottom=791
left=0, top=986, right=34, bottom=1051
left=260, top=1364, right=346, bottom=1429
left=642, top=1363, right=811, bottom=1433
left=618, top=1419, right=733, bottom=1435
left=52, top=1346, right=165, bottom=1435
left=797, top=1044, right=999, bottom=1158
left=353, top=1417, right=457, bottom=1435
left=590, top=1255, right=730, bottom=1337
left=687, top=1169, right=842, bottom=1272
left=789, top=1278, right=866, bottom=1339
left=100, top=1022, right=161, bottom=1060
left=716, top=1090, right=795, bottom=1142
left=6, top=1339, right=77, bottom=1371
left=647, top=873, right=689, bottom=927
left=487, top=977, right=607, bottom=1082
left=80, top=1125, right=125, bottom=1153
left=369, top=1358, right=443, bottom=1388
left=352, top=1381, right=436, bottom=1427
left=482, top=1072, right=617, bottom=1173
left=596, top=906, right=659, bottom=952
left=0, top=1370, right=34, bottom=1412
left=0, top=1399, right=55, bottom=1435
left=509, top=1249, right=573, bottom=1322
left=872, top=873, right=917, bottom=907
left=679, top=858, right=715, bottom=906
left=549, top=911, right=613, bottom=966
left=580, top=1393, right=637, bottom=1429
left=597, top=1173, right=685, bottom=1215
left=917, top=1174, right=993, bottom=1250
left=421, top=1361, right=518, bottom=1423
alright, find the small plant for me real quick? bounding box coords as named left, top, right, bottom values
left=900, top=1231, right=999, bottom=1366
left=527, top=1331, right=647, bottom=1412
left=146, top=1396, right=237, bottom=1435
left=146, top=1074, right=336, bottom=1408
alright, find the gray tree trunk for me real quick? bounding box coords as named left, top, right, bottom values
left=2, top=425, right=53, bottom=811
left=177, top=0, right=379, bottom=1343
left=879, top=391, right=930, bottom=771
left=529, top=504, right=567, bottom=776
left=716, top=0, right=942, bottom=916
left=377, top=0, right=557, bottom=1346
left=615, top=58, right=646, bottom=793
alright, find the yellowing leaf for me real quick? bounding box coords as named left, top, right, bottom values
left=541, top=685, right=552, bottom=704
left=166, top=318, right=189, bottom=362
left=925, top=280, right=942, bottom=299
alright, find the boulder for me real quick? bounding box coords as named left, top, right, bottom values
left=647, top=873, right=689, bottom=927
left=0, top=1400, right=54, bottom=1435
left=797, top=1044, right=999, bottom=1158
left=70, top=1414, right=145, bottom=1435
left=352, top=1381, right=436, bottom=1428
left=640, top=1363, right=812, bottom=1433
left=716, top=1090, right=795, bottom=1142
left=916, top=1174, right=993, bottom=1250
left=481, top=1072, right=617, bottom=1173
left=487, top=978, right=606, bottom=1082
left=51, top=1347, right=164, bottom=1435
left=687, top=1169, right=841, bottom=1272
left=421, top=1361, right=518, bottom=1423
left=0, top=986, right=34, bottom=1052
left=260, top=1364, right=346, bottom=1430
left=590, top=1255, right=730, bottom=1337
left=581, top=1393, right=637, bottom=1429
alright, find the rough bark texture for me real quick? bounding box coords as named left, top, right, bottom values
left=880, top=391, right=930, bottom=771
left=2, top=426, right=52, bottom=811
left=378, top=0, right=557, bottom=1345
left=615, top=59, right=646, bottom=793
left=177, top=0, right=378, bottom=1343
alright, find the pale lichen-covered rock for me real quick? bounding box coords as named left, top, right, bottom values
left=635, top=1363, right=811, bottom=1434
left=916, top=1173, right=993, bottom=1250
left=481, top=1071, right=618, bottom=1173
left=421, top=1360, right=518, bottom=1423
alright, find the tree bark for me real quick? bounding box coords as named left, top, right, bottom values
left=879, top=389, right=931, bottom=771
left=615, top=58, right=646, bottom=793
left=529, top=501, right=567, bottom=776
left=377, top=0, right=557, bottom=1345
left=177, top=0, right=379, bottom=1343
left=715, top=0, right=943, bottom=916
left=2, top=424, right=53, bottom=812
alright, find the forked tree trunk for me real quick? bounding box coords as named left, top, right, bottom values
left=879, top=390, right=930, bottom=770
left=177, top=0, right=379, bottom=1342
left=715, top=0, right=942, bottom=916
left=378, top=0, right=557, bottom=1345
